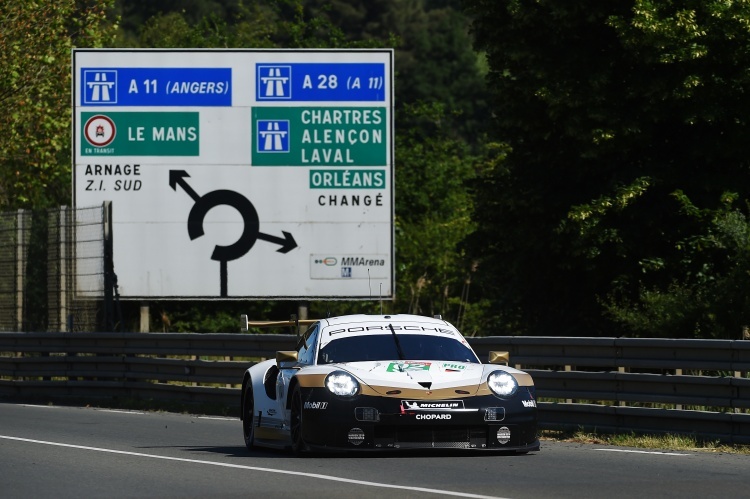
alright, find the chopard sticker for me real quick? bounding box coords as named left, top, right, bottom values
left=416, top=414, right=451, bottom=420
left=387, top=362, right=431, bottom=372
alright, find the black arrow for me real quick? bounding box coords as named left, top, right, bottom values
left=258, top=230, right=297, bottom=253
left=169, top=170, right=200, bottom=201
left=169, top=169, right=298, bottom=296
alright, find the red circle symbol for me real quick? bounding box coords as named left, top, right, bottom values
left=84, top=115, right=116, bottom=147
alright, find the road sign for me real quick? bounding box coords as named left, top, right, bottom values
left=73, top=49, right=394, bottom=300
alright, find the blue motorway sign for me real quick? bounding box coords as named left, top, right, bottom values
left=80, top=67, right=232, bottom=106
left=256, top=63, right=385, bottom=102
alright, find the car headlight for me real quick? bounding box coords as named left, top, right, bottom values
left=487, top=371, right=518, bottom=398
left=325, top=371, right=360, bottom=397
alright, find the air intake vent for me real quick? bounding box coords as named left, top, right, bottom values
left=374, top=427, right=487, bottom=449
left=355, top=407, right=380, bottom=422
left=418, top=382, right=432, bottom=389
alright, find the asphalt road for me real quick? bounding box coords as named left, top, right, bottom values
left=1, top=402, right=749, bottom=498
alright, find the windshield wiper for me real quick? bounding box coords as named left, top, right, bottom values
left=388, top=323, right=406, bottom=360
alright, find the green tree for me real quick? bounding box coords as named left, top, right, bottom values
left=114, top=0, right=255, bottom=46
left=135, top=8, right=275, bottom=49
left=462, top=0, right=750, bottom=336
left=303, top=0, right=489, bottom=144
left=125, top=0, right=384, bottom=50
left=0, top=0, right=116, bottom=209
left=393, top=102, right=483, bottom=328
left=604, top=191, right=750, bottom=339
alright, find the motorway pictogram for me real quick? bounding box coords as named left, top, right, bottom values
left=257, top=65, right=292, bottom=99
left=169, top=170, right=297, bottom=296
left=84, top=70, right=117, bottom=104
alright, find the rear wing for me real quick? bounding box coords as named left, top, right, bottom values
left=240, top=314, right=318, bottom=334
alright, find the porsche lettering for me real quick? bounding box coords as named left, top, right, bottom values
left=329, top=325, right=454, bottom=335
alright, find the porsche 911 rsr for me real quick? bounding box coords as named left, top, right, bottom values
left=240, top=314, right=539, bottom=454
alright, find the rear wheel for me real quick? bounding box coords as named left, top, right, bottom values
left=290, top=385, right=306, bottom=455
left=242, top=384, right=255, bottom=449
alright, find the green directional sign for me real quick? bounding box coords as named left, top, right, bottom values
left=309, top=169, right=386, bottom=189
left=81, top=111, right=199, bottom=156
left=252, top=107, right=387, bottom=166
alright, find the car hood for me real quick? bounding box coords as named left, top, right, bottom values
left=335, top=360, right=485, bottom=394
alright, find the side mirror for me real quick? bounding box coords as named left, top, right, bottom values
left=276, top=350, right=298, bottom=368
left=488, top=351, right=509, bottom=366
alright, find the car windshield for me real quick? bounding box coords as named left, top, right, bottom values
left=317, top=334, right=479, bottom=364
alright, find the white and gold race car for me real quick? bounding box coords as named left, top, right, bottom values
left=240, top=314, right=539, bottom=454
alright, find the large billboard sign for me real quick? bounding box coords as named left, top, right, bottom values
left=73, top=49, right=394, bottom=299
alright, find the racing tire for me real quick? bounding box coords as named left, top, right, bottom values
left=290, top=385, right=307, bottom=455
left=242, top=384, right=255, bottom=450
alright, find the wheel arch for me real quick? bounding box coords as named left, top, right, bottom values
left=286, top=375, right=301, bottom=410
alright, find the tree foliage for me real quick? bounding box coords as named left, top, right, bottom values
left=462, top=0, right=750, bottom=336
left=302, top=0, right=489, bottom=144
left=604, top=191, right=750, bottom=338
left=393, top=102, right=484, bottom=329
left=19, top=0, right=750, bottom=337
left=0, top=0, right=116, bottom=209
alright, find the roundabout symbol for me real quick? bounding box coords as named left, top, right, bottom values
left=169, top=170, right=297, bottom=297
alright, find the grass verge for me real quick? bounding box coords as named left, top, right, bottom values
left=541, top=429, right=750, bottom=454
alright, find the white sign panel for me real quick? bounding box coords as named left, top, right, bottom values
left=72, top=49, right=394, bottom=299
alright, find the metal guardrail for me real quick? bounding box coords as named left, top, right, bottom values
left=0, top=332, right=291, bottom=409
left=1, top=332, right=750, bottom=443
left=468, top=336, right=750, bottom=371
left=470, top=336, right=750, bottom=443
left=0, top=332, right=295, bottom=357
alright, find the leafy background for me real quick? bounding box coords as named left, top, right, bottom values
left=3, top=0, right=750, bottom=339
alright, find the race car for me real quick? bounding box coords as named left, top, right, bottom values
left=240, top=314, right=539, bottom=453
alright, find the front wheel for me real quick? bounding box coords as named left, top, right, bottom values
left=289, top=385, right=307, bottom=455
left=242, top=384, right=255, bottom=450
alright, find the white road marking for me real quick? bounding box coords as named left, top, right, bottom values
left=595, top=448, right=690, bottom=456
left=0, top=435, right=509, bottom=499
left=97, top=409, right=145, bottom=415
left=21, top=406, right=229, bottom=418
